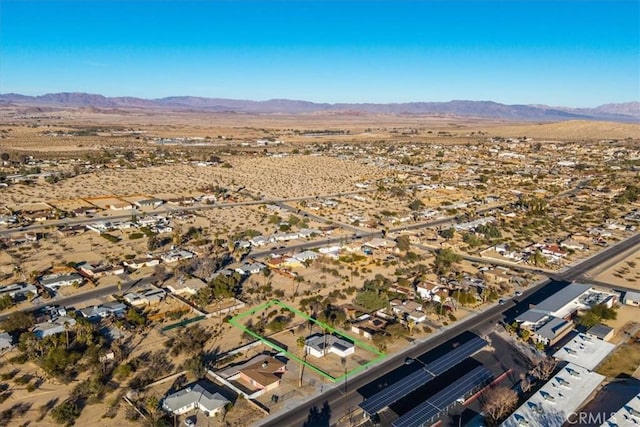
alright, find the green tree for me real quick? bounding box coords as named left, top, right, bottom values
left=50, top=400, right=81, bottom=425
left=433, top=248, right=462, bottom=275
left=0, top=294, right=14, bottom=310
left=408, top=199, right=425, bottom=211
left=354, top=290, right=388, bottom=311
left=1, top=310, right=34, bottom=334
left=396, top=235, right=411, bottom=252
left=439, top=227, right=455, bottom=240
left=125, top=309, right=146, bottom=327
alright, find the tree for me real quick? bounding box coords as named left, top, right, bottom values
left=533, top=357, right=557, bottom=381
left=578, top=311, right=600, bottom=328
left=396, top=235, right=411, bottom=252
left=519, top=373, right=532, bottom=394
left=482, top=386, right=518, bottom=425
left=529, top=250, right=547, bottom=267
left=519, top=328, right=531, bottom=342
left=183, top=353, right=207, bottom=379
left=408, top=199, right=425, bottom=211
left=433, top=248, right=462, bottom=275
left=1, top=311, right=34, bottom=334
left=0, top=153, right=9, bottom=162
left=0, top=295, right=13, bottom=311
left=439, top=227, right=455, bottom=240
left=125, top=309, right=146, bottom=327
left=354, top=290, right=388, bottom=311
left=147, top=234, right=160, bottom=251
left=50, top=400, right=81, bottom=425
left=372, top=334, right=389, bottom=352
left=407, top=318, right=416, bottom=336
left=297, top=336, right=306, bottom=387
left=387, top=323, right=407, bottom=339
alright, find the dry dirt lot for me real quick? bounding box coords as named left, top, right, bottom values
left=593, top=248, right=640, bottom=290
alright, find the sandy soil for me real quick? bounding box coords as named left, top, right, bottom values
left=593, top=248, right=640, bottom=290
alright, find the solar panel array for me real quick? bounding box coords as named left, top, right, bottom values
left=360, top=369, right=435, bottom=415
left=392, top=366, right=493, bottom=427
left=421, top=336, right=487, bottom=376
left=359, top=336, right=488, bottom=415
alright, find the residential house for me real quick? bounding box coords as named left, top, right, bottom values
left=304, top=334, right=355, bottom=358
left=33, top=316, right=77, bottom=339
left=218, top=355, right=287, bottom=398
left=161, top=249, right=195, bottom=263
left=482, top=268, right=511, bottom=285
left=293, top=251, right=319, bottom=263
left=560, top=238, right=585, bottom=251
left=416, top=281, right=441, bottom=301
left=135, top=198, right=164, bottom=209
left=235, top=262, right=266, bottom=276
left=166, top=278, right=208, bottom=296
left=0, top=283, right=37, bottom=301
left=123, top=288, right=166, bottom=306
left=79, top=302, right=127, bottom=321
left=123, top=258, right=161, bottom=269
left=162, top=380, right=230, bottom=417
left=390, top=299, right=426, bottom=323
left=39, top=273, right=83, bottom=291
left=78, top=262, right=125, bottom=279
left=350, top=314, right=388, bottom=340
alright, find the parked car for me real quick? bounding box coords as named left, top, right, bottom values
left=514, top=291, right=523, bottom=297
left=498, top=299, right=506, bottom=305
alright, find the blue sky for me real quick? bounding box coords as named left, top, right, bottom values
left=1, top=0, right=638, bottom=106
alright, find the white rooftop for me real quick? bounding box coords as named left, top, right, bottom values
left=502, top=362, right=605, bottom=427
left=552, top=333, right=616, bottom=371
left=601, top=393, right=640, bottom=427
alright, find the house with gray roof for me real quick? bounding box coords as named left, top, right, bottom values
left=162, top=380, right=230, bottom=417
left=33, top=316, right=76, bottom=339
left=39, top=273, right=83, bottom=291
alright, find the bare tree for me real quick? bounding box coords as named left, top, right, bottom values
left=519, top=373, right=532, bottom=393
left=482, top=386, right=518, bottom=425
left=533, top=357, right=557, bottom=381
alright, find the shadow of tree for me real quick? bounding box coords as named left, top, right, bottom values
left=303, top=401, right=331, bottom=427
left=37, top=397, right=59, bottom=422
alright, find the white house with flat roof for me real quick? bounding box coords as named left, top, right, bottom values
left=502, top=362, right=605, bottom=427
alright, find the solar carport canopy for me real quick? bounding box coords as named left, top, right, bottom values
left=359, top=336, right=487, bottom=415
left=392, top=366, right=493, bottom=427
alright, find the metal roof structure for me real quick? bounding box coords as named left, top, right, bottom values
left=360, top=336, right=487, bottom=415
left=392, top=366, right=493, bottom=427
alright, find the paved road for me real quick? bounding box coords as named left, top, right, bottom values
left=0, top=277, right=152, bottom=322
left=0, top=189, right=380, bottom=237
left=256, top=233, right=640, bottom=427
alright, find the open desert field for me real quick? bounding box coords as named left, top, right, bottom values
left=593, top=248, right=640, bottom=290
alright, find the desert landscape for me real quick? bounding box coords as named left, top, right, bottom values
left=0, top=99, right=638, bottom=427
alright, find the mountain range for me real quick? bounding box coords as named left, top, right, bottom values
left=1, top=92, right=638, bottom=122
